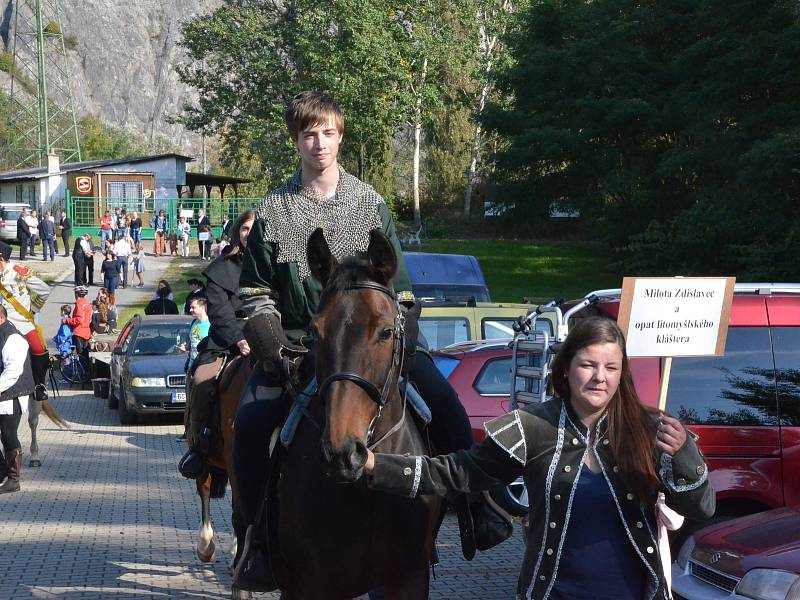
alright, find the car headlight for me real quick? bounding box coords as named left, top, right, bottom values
left=675, top=535, right=695, bottom=570
left=130, top=377, right=166, bottom=388
left=736, top=569, right=800, bottom=600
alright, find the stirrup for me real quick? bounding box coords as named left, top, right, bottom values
left=232, top=524, right=278, bottom=592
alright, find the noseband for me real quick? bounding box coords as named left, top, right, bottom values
left=316, top=281, right=405, bottom=410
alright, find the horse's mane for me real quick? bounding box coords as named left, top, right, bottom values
left=317, top=256, right=390, bottom=311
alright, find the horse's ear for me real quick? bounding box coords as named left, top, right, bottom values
left=367, top=229, right=397, bottom=285
left=307, top=228, right=337, bottom=286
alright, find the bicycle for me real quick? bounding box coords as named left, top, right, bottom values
left=59, top=346, right=91, bottom=384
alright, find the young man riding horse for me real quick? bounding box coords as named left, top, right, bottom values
left=231, top=91, right=511, bottom=592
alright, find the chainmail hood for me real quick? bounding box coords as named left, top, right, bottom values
left=256, top=165, right=384, bottom=281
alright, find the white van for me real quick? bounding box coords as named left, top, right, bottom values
left=0, top=203, right=31, bottom=242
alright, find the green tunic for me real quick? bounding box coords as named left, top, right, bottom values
left=240, top=174, right=411, bottom=344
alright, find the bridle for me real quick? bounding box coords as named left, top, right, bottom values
left=316, top=280, right=407, bottom=448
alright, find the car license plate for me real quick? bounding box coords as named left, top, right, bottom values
left=171, top=391, right=186, bottom=403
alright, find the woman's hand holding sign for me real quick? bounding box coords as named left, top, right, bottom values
left=656, top=414, right=687, bottom=455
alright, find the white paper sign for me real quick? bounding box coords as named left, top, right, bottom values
left=618, top=277, right=735, bottom=357
left=198, top=232, right=210, bottom=241
left=180, top=209, right=195, bottom=219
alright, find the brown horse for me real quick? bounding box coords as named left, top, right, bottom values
left=270, top=228, right=441, bottom=599
left=189, top=354, right=252, bottom=598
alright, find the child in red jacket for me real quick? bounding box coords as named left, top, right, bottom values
left=64, top=286, right=92, bottom=360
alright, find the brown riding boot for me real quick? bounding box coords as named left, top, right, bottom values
left=0, top=448, right=21, bottom=494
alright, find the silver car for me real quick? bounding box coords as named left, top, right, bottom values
left=0, top=203, right=31, bottom=242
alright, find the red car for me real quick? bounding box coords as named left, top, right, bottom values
left=435, top=284, right=800, bottom=529
left=671, top=506, right=800, bottom=599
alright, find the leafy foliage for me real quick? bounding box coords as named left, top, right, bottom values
left=486, top=0, right=800, bottom=279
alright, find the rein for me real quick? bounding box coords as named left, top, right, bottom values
left=316, top=280, right=407, bottom=449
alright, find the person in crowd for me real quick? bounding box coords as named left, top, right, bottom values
left=65, top=285, right=92, bottom=365
left=53, top=304, right=74, bottom=357
left=111, top=207, right=121, bottom=241
left=178, top=210, right=254, bottom=480
left=178, top=296, right=210, bottom=371
left=0, top=305, right=36, bottom=494
left=0, top=240, right=51, bottom=402
left=16, top=208, right=30, bottom=261
left=26, top=210, right=39, bottom=257
left=151, top=210, right=168, bottom=257
left=196, top=209, right=210, bottom=259
left=83, top=235, right=96, bottom=286
left=221, top=214, right=233, bottom=239
left=100, top=249, right=122, bottom=301
left=72, top=234, right=86, bottom=286
left=99, top=211, right=114, bottom=247
left=112, top=236, right=132, bottom=289
left=168, top=228, right=179, bottom=256
left=152, top=279, right=174, bottom=301
left=364, top=317, right=716, bottom=600
left=130, top=211, right=142, bottom=246
left=182, top=278, right=207, bottom=315
left=145, top=283, right=179, bottom=315
left=118, top=209, right=129, bottom=240
left=39, top=210, right=56, bottom=262
left=48, top=210, right=58, bottom=255
left=91, top=290, right=117, bottom=335
left=132, top=243, right=145, bottom=287
left=230, top=92, right=508, bottom=592
left=59, top=210, right=72, bottom=257
left=178, top=217, right=192, bottom=257
left=217, top=235, right=230, bottom=257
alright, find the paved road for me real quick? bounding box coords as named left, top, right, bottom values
left=2, top=390, right=524, bottom=599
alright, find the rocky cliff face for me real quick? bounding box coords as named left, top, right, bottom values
left=0, top=0, right=223, bottom=156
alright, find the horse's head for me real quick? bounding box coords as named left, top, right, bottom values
left=308, top=227, right=404, bottom=483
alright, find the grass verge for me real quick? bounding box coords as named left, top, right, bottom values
left=415, top=239, right=619, bottom=303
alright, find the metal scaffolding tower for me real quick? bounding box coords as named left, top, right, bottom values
left=6, top=0, right=82, bottom=168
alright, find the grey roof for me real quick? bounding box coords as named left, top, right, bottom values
left=0, top=153, right=195, bottom=182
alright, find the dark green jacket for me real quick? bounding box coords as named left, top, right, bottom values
left=240, top=202, right=411, bottom=343
left=370, top=398, right=715, bottom=600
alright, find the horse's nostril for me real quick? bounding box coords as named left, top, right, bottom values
left=349, top=440, right=368, bottom=470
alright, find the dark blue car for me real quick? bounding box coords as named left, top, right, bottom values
left=108, top=315, right=192, bottom=425
left=403, top=252, right=491, bottom=302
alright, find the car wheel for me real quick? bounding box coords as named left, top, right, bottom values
left=118, top=391, right=137, bottom=425
left=490, top=477, right=529, bottom=518
left=108, top=380, right=118, bottom=409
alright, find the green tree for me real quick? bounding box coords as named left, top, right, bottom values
left=178, top=0, right=414, bottom=191
left=486, top=0, right=800, bottom=278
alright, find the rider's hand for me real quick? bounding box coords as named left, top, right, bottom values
left=365, top=449, right=375, bottom=474
left=236, top=339, right=251, bottom=356
left=656, top=414, right=687, bottom=456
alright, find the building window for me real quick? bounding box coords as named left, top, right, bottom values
left=107, top=181, right=144, bottom=213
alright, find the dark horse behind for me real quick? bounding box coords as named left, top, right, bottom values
left=271, top=228, right=441, bottom=599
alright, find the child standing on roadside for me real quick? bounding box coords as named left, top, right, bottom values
left=133, top=244, right=146, bottom=287
left=53, top=305, right=74, bottom=357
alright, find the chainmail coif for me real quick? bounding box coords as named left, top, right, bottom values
left=256, top=166, right=384, bottom=281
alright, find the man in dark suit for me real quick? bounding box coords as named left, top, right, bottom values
left=83, top=236, right=96, bottom=286
left=221, top=214, right=232, bottom=239
left=15, top=209, right=30, bottom=261
left=39, top=211, right=56, bottom=262
left=182, top=278, right=207, bottom=315
left=196, top=209, right=210, bottom=259
left=59, top=211, right=71, bottom=257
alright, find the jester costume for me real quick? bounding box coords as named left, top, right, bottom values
left=0, top=251, right=51, bottom=397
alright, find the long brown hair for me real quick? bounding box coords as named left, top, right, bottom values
left=223, top=210, right=256, bottom=260
left=550, top=316, right=661, bottom=502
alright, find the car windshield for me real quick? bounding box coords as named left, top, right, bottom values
left=0, top=209, right=22, bottom=221
left=132, top=324, right=190, bottom=356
